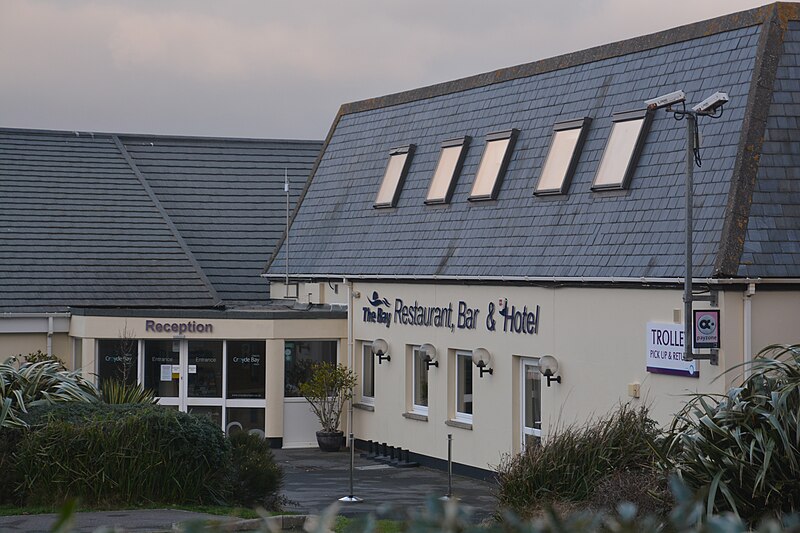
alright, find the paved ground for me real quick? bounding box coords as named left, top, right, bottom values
left=0, top=446, right=499, bottom=531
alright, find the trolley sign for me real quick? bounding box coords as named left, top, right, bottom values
left=693, top=309, right=720, bottom=349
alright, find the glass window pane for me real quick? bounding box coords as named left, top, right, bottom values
left=226, top=407, right=266, bottom=438
left=188, top=340, right=222, bottom=398
left=375, top=152, right=409, bottom=207
left=413, top=348, right=428, bottom=408
left=594, top=118, right=645, bottom=188
left=144, top=339, right=179, bottom=397
left=227, top=340, right=265, bottom=399
left=284, top=340, right=337, bottom=397
left=97, top=338, right=138, bottom=387
left=536, top=128, right=581, bottom=193
left=189, top=405, right=222, bottom=428
left=427, top=145, right=463, bottom=203
left=471, top=138, right=510, bottom=199
left=524, top=365, right=541, bottom=430
left=362, top=343, right=374, bottom=399
left=456, top=353, right=473, bottom=416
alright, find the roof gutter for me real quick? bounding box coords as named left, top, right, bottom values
left=263, top=273, right=800, bottom=286
left=0, top=313, right=72, bottom=335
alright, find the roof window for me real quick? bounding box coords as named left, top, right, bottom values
left=374, top=145, right=415, bottom=208
left=426, top=136, right=471, bottom=205
left=535, top=117, right=592, bottom=195
left=469, top=129, right=519, bottom=201
left=592, top=109, right=652, bottom=190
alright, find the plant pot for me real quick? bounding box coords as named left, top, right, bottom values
left=316, top=430, right=344, bottom=452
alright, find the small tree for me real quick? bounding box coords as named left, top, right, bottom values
left=298, top=362, right=356, bottom=433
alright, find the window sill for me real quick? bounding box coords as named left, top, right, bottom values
left=402, top=412, right=428, bottom=422
left=445, top=419, right=473, bottom=431
left=353, top=402, right=375, bottom=412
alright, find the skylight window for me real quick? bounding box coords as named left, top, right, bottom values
left=374, top=145, right=415, bottom=208
left=426, top=136, right=470, bottom=205
left=469, top=129, right=519, bottom=201
left=592, top=109, right=652, bottom=190
left=534, top=117, right=592, bottom=196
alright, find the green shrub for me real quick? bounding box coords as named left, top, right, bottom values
left=228, top=431, right=283, bottom=509
left=99, top=378, right=157, bottom=405
left=14, top=403, right=231, bottom=506
left=495, top=404, right=661, bottom=519
left=661, top=344, right=800, bottom=523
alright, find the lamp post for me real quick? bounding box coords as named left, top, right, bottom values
left=646, top=90, right=728, bottom=364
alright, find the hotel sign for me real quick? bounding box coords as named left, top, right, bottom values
left=362, top=291, right=540, bottom=336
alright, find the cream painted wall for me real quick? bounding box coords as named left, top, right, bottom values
left=350, top=281, right=750, bottom=471
left=750, top=291, right=800, bottom=352
left=0, top=333, right=72, bottom=364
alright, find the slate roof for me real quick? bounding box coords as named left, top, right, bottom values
left=0, top=128, right=321, bottom=313
left=264, top=2, right=800, bottom=283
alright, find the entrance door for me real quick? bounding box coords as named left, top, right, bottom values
left=144, top=339, right=223, bottom=426
left=520, top=358, right=542, bottom=450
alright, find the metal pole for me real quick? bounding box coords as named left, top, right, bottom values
left=446, top=433, right=453, bottom=499
left=683, top=114, right=695, bottom=362
left=339, top=279, right=362, bottom=503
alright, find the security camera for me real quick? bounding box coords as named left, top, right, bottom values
left=645, top=90, right=686, bottom=110
left=692, top=92, right=729, bottom=114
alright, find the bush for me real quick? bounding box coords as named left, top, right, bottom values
left=661, top=344, right=800, bottom=523
left=495, top=404, right=661, bottom=519
left=14, top=403, right=232, bottom=506
left=228, top=431, right=284, bottom=509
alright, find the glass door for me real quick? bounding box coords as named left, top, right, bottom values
left=521, top=358, right=542, bottom=450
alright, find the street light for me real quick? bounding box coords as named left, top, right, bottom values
left=646, top=90, right=728, bottom=365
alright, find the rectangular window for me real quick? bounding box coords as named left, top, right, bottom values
left=592, top=109, right=652, bottom=190
left=469, top=129, right=518, bottom=201
left=284, top=340, right=337, bottom=397
left=97, top=338, right=138, bottom=387
left=535, top=117, right=592, bottom=195
left=362, top=342, right=375, bottom=404
left=455, top=351, right=473, bottom=422
left=522, top=359, right=542, bottom=449
left=412, top=346, right=429, bottom=414
left=426, top=137, right=470, bottom=204
left=226, top=340, right=265, bottom=400
left=374, top=145, right=415, bottom=208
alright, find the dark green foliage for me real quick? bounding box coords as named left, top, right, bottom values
left=661, top=344, right=800, bottom=523
left=228, top=432, right=283, bottom=509
left=99, top=378, right=157, bottom=404
left=495, top=404, right=662, bottom=519
left=13, top=403, right=232, bottom=506
left=0, top=428, right=24, bottom=504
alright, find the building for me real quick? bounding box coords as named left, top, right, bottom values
left=263, top=3, right=800, bottom=476
left=0, top=128, right=346, bottom=448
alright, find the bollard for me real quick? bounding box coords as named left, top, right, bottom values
left=445, top=433, right=453, bottom=499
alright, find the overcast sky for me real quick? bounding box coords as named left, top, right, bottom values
left=0, top=0, right=769, bottom=140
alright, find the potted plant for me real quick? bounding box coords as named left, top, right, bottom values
left=299, top=362, right=357, bottom=452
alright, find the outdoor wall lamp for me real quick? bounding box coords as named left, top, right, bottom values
left=419, top=343, right=438, bottom=369
left=473, top=347, right=493, bottom=377
left=539, top=355, right=561, bottom=386
left=372, top=338, right=390, bottom=364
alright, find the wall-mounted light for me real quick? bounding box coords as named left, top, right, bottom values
left=372, top=338, right=390, bottom=364
left=473, top=347, right=493, bottom=377
left=419, top=343, right=438, bottom=369
left=539, top=355, right=561, bottom=386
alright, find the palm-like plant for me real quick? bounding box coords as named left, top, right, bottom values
left=0, top=355, right=101, bottom=429
left=661, top=344, right=800, bottom=522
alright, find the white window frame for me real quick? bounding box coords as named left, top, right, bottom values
left=520, top=358, right=542, bottom=450
left=412, top=346, right=429, bottom=415
left=361, top=342, right=375, bottom=405
left=455, top=350, right=474, bottom=423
